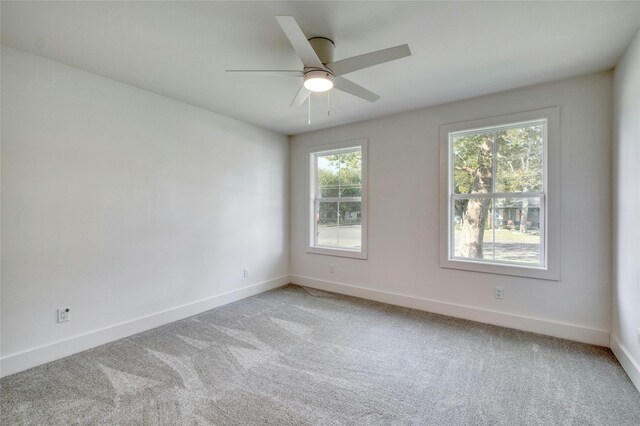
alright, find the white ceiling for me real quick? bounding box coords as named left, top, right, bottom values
left=2, top=1, right=640, bottom=135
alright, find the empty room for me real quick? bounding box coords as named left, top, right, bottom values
left=1, top=1, right=640, bottom=424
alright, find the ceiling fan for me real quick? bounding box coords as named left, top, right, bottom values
left=227, top=16, right=411, bottom=107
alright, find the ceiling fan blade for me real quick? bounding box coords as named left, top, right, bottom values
left=327, top=44, right=411, bottom=76
left=275, top=16, right=324, bottom=69
left=226, top=70, right=303, bottom=77
left=333, top=76, right=380, bottom=102
left=290, top=85, right=310, bottom=107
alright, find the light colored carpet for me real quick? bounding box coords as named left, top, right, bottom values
left=1, top=284, right=639, bottom=425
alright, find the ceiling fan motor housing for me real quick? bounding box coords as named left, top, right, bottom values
left=308, top=37, right=335, bottom=65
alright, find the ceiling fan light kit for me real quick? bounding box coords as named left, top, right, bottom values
left=226, top=16, right=411, bottom=113
left=303, top=70, right=334, bottom=92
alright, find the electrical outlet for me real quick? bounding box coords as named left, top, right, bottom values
left=243, top=268, right=249, bottom=279
left=57, top=307, right=70, bottom=323
left=494, top=287, right=504, bottom=300
left=329, top=264, right=335, bottom=273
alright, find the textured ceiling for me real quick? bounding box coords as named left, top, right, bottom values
left=2, top=1, right=640, bottom=135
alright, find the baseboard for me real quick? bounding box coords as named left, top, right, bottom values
left=610, top=333, right=640, bottom=393
left=290, top=274, right=610, bottom=347
left=0, top=275, right=289, bottom=378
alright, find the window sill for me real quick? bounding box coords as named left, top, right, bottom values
left=440, top=257, right=559, bottom=281
left=306, top=246, right=367, bottom=259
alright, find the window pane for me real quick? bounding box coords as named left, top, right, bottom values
left=453, top=198, right=494, bottom=260
left=495, top=124, right=543, bottom=193
left=493, top=197, right=542, bottom=264
left=338, top=202, right=361, bottom=249
left=452, top=132, right=493, bottom=194
left=316, top=201, right=338, bottom=247
left=338, top=150, right=362, bottom=197
left=317, top=155, right=339, bottom=198
left=317, top=149, right=362, bottom=198
left=316, top=201, right=362, bottom=250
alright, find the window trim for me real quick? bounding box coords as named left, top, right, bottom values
left=306, top=139, right=368, bottom=259
left=439, top=108, right=560, bottom=280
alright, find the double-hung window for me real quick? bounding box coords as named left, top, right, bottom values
left=307, top=139, right=368, bottom=259
left=440, top=108, right=559, bottom=280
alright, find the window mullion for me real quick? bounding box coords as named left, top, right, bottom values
left=337, top=200, right=340, bottom=247
left=492, top=131, right=497, bottom=194
left=452, top=192, right=542, bottom=200
left=492, top=131, right=497, bottom=261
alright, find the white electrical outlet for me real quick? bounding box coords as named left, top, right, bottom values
left=329, top=264, right=335, bottom=273
left=57, top=307, right=70, bottom=323
left=494, top=287, right=504, bottom=300
left=243, top=268, right=249, bottom=279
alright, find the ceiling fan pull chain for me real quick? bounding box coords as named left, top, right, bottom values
left=327, top=91, right=331, bottom=116
left=308, top=94, right=311, bottom=125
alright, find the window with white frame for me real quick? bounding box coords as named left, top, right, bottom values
left=439, top=108, right=560, bottom=280
left=307, top=140, right=367, bottom=259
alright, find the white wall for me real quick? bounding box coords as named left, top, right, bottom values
left=0, top=43, right=622, bottom=379
left=612, top=29, right=640, bottom=391
left=290, top=72, right=612, bottom=346
left=0, top=47, right=289, bottom=376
